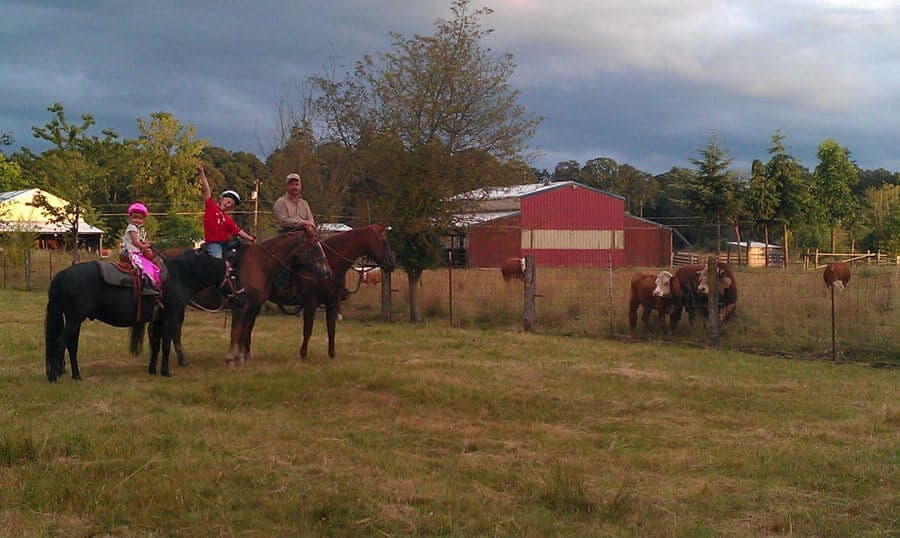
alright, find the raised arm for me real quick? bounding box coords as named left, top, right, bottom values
left=198, top=164, right=212, bottom=200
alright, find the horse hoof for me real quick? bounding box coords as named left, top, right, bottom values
left=148, top=367, right=157, bottom=375
left=178, top=359, right=190, bottom=367
left=161, top=371, right=171, bottom=377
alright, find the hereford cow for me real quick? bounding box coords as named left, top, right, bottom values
left=362, top=268, right=382, bottom=286
left=823, top=262, right=851, bottom=291
left=500, top=257, right=525, bottom=282
left=629, top=270, right=682, bottom=335
left=671, top=264, right=704, bottom=328
left=697, top=261, right=738, bottom=322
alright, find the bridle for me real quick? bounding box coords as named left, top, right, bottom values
left=319, top=238, right=391, bottom=297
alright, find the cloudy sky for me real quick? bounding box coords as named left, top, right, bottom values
left=3, top=0, right=898, bottom=176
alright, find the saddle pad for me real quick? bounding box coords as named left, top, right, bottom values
left=94, top=260, right=167, bottom=295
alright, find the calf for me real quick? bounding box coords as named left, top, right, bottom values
left=671, top=264, right=704, bottom=328
left=500, top=257, right=525, bottom=282
left=823, top=262, right=850, bottom=291
left=651, top=270, right=683, bottom=334
left=362, top=268, right=382, bottom=286
left=629, top=270, right=682, bottom=335
left=697, top=261, right=738, bottom=322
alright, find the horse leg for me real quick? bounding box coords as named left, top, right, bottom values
left=63, top=318, right=83, bottom=380
left=300, top=306, right=316, bottom=359
left=159, top=315, right=174, bottom=377
left=242, top=304, right=262, bottom=362
left=148, top=319, right=162, bottom=375
left=628, top=301, right=639, bottom=334
left=325, top=304, right=338, bottom=359
left=175, top=308, right=188, bottom=366
left=226, top=307, right=246, bottom=366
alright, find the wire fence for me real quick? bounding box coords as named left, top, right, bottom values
left=3, top=248, right=897, bottom=363
left=339, top=262, right=899, bottom=364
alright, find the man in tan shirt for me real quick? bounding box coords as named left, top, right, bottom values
left=273, top=173, right=316, bottom=235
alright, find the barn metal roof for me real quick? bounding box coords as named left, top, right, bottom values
left=318, top=222, right=352, bottom=232
left=0, top=220, right=104, bottom=234
left=0, top=188, right=104, bottom=234
left=452, top=211, right=519, bottom=227
left=726, top=241, right=782, bottom=249
left=454, top=181, right=625, bottom=202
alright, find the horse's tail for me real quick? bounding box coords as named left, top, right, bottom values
left=129, top=323, right=145, bottom=357
left=45, top=281, right=65, bottom=382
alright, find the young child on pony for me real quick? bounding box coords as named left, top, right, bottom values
left=120, top=202, right=161, bottom=291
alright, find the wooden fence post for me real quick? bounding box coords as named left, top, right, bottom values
left=24, top=249, right=33, bottom=291
left=380, top=270, right=392, bottom=322
left=1, top=249, right=5, bottom=289
left=707, top=257, right=720, bottom=347
left=447, top=251, right=453, bottom=326
left=523, top=255, right=536, bottom=333
left=607, top=252, right=614, bottom=337
left=830, top=284, right=837, bottom=361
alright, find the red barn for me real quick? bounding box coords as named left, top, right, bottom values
left=624, top=214, right=673, bottom=267
left=453, top=181, right=672, bottom=268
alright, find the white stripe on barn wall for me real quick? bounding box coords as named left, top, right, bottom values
left=520, top=229, right=624, bottom=250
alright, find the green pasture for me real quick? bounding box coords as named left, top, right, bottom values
left=0, top=289, right=897, bottom=536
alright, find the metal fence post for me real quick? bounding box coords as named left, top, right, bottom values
left=524, top=255, right=536, bottom=333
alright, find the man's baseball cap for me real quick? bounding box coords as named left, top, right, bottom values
left=285, top=173, right=301, bottom=184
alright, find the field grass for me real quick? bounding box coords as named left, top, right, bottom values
left=341, top=264, right=899, bottom=362
left=1, top=289, right=897, bottom=536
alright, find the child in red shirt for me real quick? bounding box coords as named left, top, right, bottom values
left=198, top=164, right=256, bottom=257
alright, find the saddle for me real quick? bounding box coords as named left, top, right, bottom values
left=95, top=258, right=168, bottom=296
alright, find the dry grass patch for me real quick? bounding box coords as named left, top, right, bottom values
left=0, top=289, right=896, bottom=536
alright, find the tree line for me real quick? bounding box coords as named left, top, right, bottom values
left=542, top=131, right=899, bottom=260
left=1, top=0, right=898, bottom=321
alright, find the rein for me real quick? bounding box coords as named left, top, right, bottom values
left=255, top=233, right=325, bottom=278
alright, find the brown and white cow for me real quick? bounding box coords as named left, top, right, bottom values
left=671, top=264, right=704, bottom=328
left=362, top=268, right=382, bottom=286
left=823, top=262, right=850, bottom=291
left=697, top=261, right=738, bottom=321
left=629, top=270, right=682, bottom=334
left=500, top=257, right=525, bottom=282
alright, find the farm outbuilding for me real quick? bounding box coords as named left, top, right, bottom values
left=725, top=241, right=783, bottom=267
left=452, top=181, right=672, bottom=268
left=0, top=188, right=105, bottom=251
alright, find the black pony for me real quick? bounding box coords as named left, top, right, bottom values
left=45, top=249, right=226, bottom=381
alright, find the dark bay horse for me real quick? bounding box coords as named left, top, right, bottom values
left=286, top=224, right=395, bottom=359
left=45, top=250, right=226, bottom=381
left=226, top=230, right=331, bottom=365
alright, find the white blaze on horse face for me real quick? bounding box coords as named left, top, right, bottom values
left=519, top=258, right=525, bottom=273
left=653, top=271, right=673, bottom=297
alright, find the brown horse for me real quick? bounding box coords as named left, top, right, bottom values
left=226, top=230, right=331, bottom=365
left=281, top=225, right=395, bottom=359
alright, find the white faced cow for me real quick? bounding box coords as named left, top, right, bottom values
left=697, top=262, right=738, bottom=321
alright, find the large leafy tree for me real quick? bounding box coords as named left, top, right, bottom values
left=0, top=153, right=24, bottom=192
left=747, top=158, right=779, bottom=264
left=766, top=130, right=809, bottom=264
left=310, top=0, right=541, bottom=321
left=813, top=139, right=859, bottom=252
left=678, top=131, right=736, bottom=252
left=21, top=103, right=119, bottom=259
left=132, top=112, right=208, bottom=213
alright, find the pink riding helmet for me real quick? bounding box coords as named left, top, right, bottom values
left=127, top=202, right=148, bottom=216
